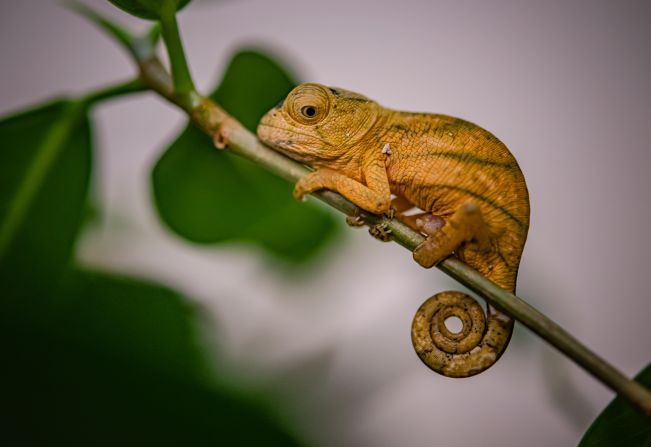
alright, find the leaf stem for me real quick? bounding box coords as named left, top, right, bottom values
left=80, top=78, right=146, bottom=106
left=158, top=5, right=197, bottom=109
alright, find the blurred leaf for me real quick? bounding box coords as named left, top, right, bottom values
left=0, top=269, right=303, bottom=446
left=0, top=100, right=91, bottom=299
left=210, top=50, right=295, bottom=132
left=579, top=362, right=651, bottom=446
left=62, top=269, right=209, bottom=378
left=152, top=50, right=339, bottom=263
left=108, top=0, right=191, bottom=20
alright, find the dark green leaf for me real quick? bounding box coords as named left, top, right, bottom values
left=0, top=100, right=91, bottom=298
left=108, top=0, right=191, bottom=20
left=152, top=50, right=339, bottom=263
left=61, top=269, right=208, bottom=378
left=1, top=269, right=302, bottom=446
left=579, top=362, right=651, bottom=446
left=210, top=50, right=296, bottom=133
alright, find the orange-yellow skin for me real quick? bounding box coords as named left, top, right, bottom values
left=257, top=84, right=530, bottom=377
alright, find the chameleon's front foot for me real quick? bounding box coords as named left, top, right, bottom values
left=344, top=206, right=367, bottom=228
left=345, top=214, right=365, bottom=227
left=345, top=207, right=395, bottom=241
left=292, top=171, right=321, bottom=202
left=366, top=205, right=398, bottom=242
left=368, top=220, right=393, bottom=242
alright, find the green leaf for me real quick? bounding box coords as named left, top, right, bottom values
left=1, top=269, right=303, bottom=446
left=210, top=50, right=296, bottom=132
left=108, top=0, right=191, bottom=20
left=152, top=50, right=339, bottom=263
left=61, top=269, right=209, bottom=378
left=0, top=100, right=91, bottom=297
left=579, top=362, right=651, bottom=446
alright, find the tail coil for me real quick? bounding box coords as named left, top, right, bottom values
left=411, top=290, right=513, bottom=378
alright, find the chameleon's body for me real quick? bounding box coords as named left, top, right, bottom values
left=257, top=84, right=529, bottom=377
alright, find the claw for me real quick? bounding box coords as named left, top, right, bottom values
left=346, top=214, right=365, bottom=227
left=292, top=185, right=307, bottom=202
left=368, top=221, right=393, bottom=242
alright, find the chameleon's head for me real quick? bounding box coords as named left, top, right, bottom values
left=257, top=83, right=380, bottom=165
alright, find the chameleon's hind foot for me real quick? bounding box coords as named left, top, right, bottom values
left=413, top=236, right=455, bottom=268
left=413, top=202, right=489, bottom=268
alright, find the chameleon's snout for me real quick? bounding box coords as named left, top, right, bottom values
left=258, top=106, right=276, bottom=126
left=256, top=109, right=280, bottom=142
left=257, top=108, right=298, bottom=158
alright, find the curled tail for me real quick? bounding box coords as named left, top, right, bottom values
left=411, top=290, right=513, bottom=377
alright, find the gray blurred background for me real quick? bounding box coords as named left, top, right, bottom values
left=1, top=0, right=650, bottom=445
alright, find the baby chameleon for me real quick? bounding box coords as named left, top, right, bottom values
left=257, top=83, right=530, bottom=378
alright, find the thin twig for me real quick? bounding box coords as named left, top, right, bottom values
left=80, top=78, right=146, bottom=106
left=158, top=7, right=195, bottom=102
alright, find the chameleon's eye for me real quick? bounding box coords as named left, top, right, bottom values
left=301, top=105, right=317, bottom=117
left=287, top=84, right=331, bottom=125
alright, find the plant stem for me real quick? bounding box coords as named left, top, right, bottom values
left=81, top=78, right=146, bottom=106
left=158, top=4, right=196, bottom=109
left=132, top=55, right=651, bottom=418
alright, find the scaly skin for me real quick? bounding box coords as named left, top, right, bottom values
left=257, top=83, right=530, bottom=377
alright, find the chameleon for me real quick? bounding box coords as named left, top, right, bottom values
left=256, top=83, right=530, bottom=378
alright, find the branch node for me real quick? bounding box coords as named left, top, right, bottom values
left=213, top=130, right=227, bottom=150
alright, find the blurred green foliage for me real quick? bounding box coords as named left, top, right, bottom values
left=0, top=100, right=91, bottom=299
left=0, top=49, right=320, bottom=444
left=152, top=50, right=339, bottom=263
left=579, top=362, right=651, bottom=446
left=2, top=269, right=300, bottom=446
left=108, top=0, right=191, bottom=20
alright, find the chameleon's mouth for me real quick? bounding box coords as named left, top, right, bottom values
left=256, top=121, right=324, bottom=162
left=256, top=123, right=293, bottom=150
